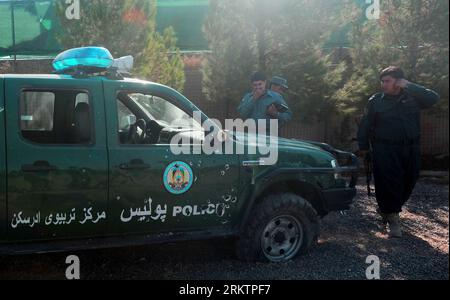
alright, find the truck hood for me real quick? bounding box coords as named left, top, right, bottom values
left=230, top=131, right=338, bottom=167
left=232, top=131, right=326, bottom=152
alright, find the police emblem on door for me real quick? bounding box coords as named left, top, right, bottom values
left=163, top=162, right=194, bottom=195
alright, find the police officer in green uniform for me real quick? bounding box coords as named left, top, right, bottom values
left=269, top=76, right=292, bottom=128
left=270, top=76, right=289, bottom=95
left=238, top=72, right=292, bottom=135
left=358, top=66, right=440, bottom=238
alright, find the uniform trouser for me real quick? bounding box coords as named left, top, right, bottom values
left=372, top=143, right=421, bottom=214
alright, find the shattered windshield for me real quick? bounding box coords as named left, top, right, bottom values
left=130, top=93, right=202, bottom=130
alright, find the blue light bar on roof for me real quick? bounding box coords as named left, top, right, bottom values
left=52, top=47, right=114, bottom=72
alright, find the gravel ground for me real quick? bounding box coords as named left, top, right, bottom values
left=0, top=179, right=448, bottom=280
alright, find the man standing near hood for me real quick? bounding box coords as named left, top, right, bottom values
left=238, top=72, right=292, bottom=135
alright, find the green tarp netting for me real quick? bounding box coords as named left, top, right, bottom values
left=0, top=0, right=61, bottom=57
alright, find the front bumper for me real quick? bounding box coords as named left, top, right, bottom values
left=324, top=149, right=359, bottom=212
left=322, top=187, right=357, bottom=212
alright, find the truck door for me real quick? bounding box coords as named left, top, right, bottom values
left=5, top=77, right=108, bottom=241
left=103, top=81, right=241, bottom=235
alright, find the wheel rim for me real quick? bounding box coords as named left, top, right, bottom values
left=261, top=215, right=304, bottom=262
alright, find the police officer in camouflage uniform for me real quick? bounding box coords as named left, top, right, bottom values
left=238, top=72, right=292, bottom=135
left=358, top=66, right=440, bottom=238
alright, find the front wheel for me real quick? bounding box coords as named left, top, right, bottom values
left=236, top=193, right=320, bottom=262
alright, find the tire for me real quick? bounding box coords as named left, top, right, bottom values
left=235, top=193, right=320, bottom=262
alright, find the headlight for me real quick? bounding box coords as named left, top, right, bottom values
left=331, top=159, right=339, bottom=168
left=330, top=160, right=342, bottom=180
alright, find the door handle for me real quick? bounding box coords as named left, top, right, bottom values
left=242, top=160, right=265, bottom=167
left=120, top=159, right=151, bottom=170
left=21, top=161, right=58, bottom=172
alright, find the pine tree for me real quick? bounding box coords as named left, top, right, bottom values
left=265, top=0, right=343, bottom=122
left=335, top=0, right=449, bottom=114
left=202, top=0, right=341, bottom=121
left=202, top=0, right=257, bottom=119
left=55, top=0, right=153, bottom=58
left=55, top=0, right=184, bottom=90
left=137, top=27, right=185, bottom=91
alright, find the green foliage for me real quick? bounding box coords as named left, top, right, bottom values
left=137, top=27, right=185, bottom=91
left=55, top=0, right=155, bottom=58
left=335, top=0, right=449, bottom=114
left=202, top=0, right=257, bottom=118
left=55, top=0, right=184, bottom=91
left=202, top=0, right=341, bottom=121
left=203, top=0, right=448, bottom=124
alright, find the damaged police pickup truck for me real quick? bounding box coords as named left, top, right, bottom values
left=0, top=47, right=358, bottom=262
